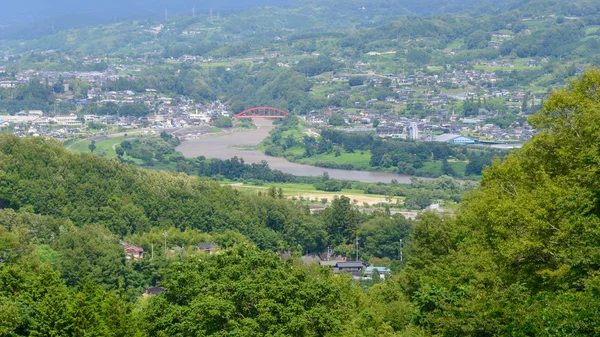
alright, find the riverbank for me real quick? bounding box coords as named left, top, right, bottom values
left=176, top=119, right=423, bottom=184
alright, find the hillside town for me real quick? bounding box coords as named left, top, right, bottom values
left=0, top=57, right=537, bottom=143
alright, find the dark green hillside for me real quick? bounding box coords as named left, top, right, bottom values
left=0, top=135, right=315, bottom=250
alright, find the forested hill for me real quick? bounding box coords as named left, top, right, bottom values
left=3, top=69, right=600, bottom=334
left=4, top=0, right=600, bottom=65
left=0, top=0, right=520, bottom=41
left=0, top=134, right=318, bottom=250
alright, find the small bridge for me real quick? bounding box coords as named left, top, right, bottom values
left=234, top=106, right=288, bottom=119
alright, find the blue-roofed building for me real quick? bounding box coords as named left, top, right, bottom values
left=434, top=134, right=477, bottom=145
left=365, top=266, right=392, bottom=279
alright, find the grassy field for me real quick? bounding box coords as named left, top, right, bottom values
left=223, top=181, right=405, bottom=206
left=68, top=135, right=150, bottom=162
left=297, top=151, right=373, bottom=170
left=69, top=137, right=121, bottom=159
left=417, top=160, right=467, bottom=177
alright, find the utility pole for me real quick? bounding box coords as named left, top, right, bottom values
left=355, top=234, right=359, bottom=261
left=151, top=244, right=154, bottom=260
left=165, top=8, right=168, bottom=21
left=163, top=232, right=168, bottom=257
left=400, top=239, right=403, bottom=262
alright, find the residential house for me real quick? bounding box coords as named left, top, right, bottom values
left=143, top=286, right=166, bottom=297
left=194, top=242, right=219, bottom=254
left=121, top=242, right=144, bottom=261
left=364, top=266, right=392, bottom=280
left=334, top=261, right=366, bottom=278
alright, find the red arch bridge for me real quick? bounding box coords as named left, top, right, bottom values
left=234, top=106, right=288, bottom=119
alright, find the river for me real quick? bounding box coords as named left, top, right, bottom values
left=176, top=119, right=420, bottom=184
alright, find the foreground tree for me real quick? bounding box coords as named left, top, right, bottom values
left=385, top=67, right=600, bottom=335
left=142, top=245, right=366, bottom=336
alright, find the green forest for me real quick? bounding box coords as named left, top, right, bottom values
left=2, top=69, right=600, bottom=335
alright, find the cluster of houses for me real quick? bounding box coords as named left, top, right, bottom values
left=0, top=46, right=547, bottom=143
left=120, top=241, right=220, bottom=261
left=0, top=100, right=232, bottom=138
left=121, top=240, right=391, bottom=283
left=304, top=108, right=535, bottom=144
left=4, top=69, right=131, bottom=89
left=323, top=260, right=392, bottom=280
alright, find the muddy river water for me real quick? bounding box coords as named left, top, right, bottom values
left=176, top=119, right=419, bottom=184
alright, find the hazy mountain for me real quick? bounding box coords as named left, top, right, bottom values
left=0, top=0, right=298, bottom=24
left=0, top=0, right=527, bottom=41
left=0, top=0, right=516, bottom=25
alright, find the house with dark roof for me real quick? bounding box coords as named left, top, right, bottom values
left=334, top=261, right=366, bottom=278
left=144, top=287, right=167, bottom=297
left=194, top=242, right=219, bottom=254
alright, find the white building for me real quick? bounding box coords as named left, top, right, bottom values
left=409, top=122, right=419, bottom=140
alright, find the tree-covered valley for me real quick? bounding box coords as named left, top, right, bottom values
left=3, top=69, right=600, bottom=335
left=3, top=0, right=600, bottom=335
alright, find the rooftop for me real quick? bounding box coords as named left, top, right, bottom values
left=365, top=266, right=392, bottom=273
left=434, top=134, right=463, bottom=142
left=194, top=242, right=218, bottom=250
left=335, top=261, right=365, bottom=268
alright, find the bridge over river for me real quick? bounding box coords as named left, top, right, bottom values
left=176, top=119, right=425, bottom=184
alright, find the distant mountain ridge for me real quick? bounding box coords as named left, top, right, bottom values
left=0, top=0, right=510, bottom=40
left=1, top=0, right=595, bottom=42
left=0, top=0, right=298, bottom=24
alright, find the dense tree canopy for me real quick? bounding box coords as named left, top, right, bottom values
left=142, top=246, right=363, bottom=336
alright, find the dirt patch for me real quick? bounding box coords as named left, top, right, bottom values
left=287, top=193, right=402, bottom=206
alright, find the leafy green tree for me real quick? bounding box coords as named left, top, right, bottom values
left=460, top=68, right=600, bottom=290
left=214, top=116, right=233, bottom=128
left=358, top=215, right=412, bottom=261
left=521, top=92, right=529, bottom=112
left=53, top=224, right=126, bottom=289
left=143, top=245, right=362, bottom=336
left=465, top=30, right=491, bottom=49
left=88, top=140, right=96, bottom=153
left=52, top=75, right=65, bottom=94
left=115, top=145, right=125, bottom=157
left=328, top=113, right=346, bottom=126
left=441, top=159, right=456, bottom=176
left=119, top=103, right=150, bottom=117
left=321, top=196, right=362, bottom=246
left=349, top=77, right=365, bottom=87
